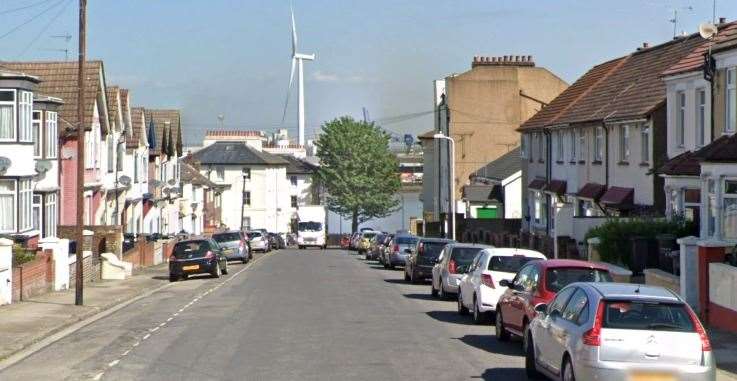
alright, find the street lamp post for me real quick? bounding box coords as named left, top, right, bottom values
left=433, top=133, right=455, bottom=240
left=240, top=168, right=249, bottom=231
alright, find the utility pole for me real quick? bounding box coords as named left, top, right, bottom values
left=75, top=0, right=87, bottom=306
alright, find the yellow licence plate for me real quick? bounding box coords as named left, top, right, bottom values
left=182, top=265, right=200, bottom=271
left=629, top=372, right=676, bottom=381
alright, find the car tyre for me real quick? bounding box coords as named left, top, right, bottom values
left=169, top=274, right=178, bottom=282
left=438, top=279, right=446, bottom=299
left=221, top=261, right=228, bottom=275
left=495, top=309, right=511, bottom=341
left=472, top=296, right=488, bottom=324
left=404, top=271, right=410, bottom=281
left=431, top=280, right=439, bottom=297
left=525, top=333, right=543, bottom=379
left=212, top=262, right=221, bottom=278
left=457, top=291, right=469, bottom=315
left=562, top=356, right=575, bottom=381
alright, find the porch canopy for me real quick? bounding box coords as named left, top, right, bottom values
left=600, top=186, right=635, bottom=209
left=543, top=180, right=567, bottom=196
left=576, top=182, right=606, bottom=201
left=528, top=178, right=546, bottom=191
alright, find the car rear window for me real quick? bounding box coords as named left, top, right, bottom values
left=173, top=241, right=209, bottom=259
left=603, top=301, right=694, bottom=332
left=545, top=267, right=612, bottom=292
left=420, top=242, right=448, bottom=259
left=395, top=237, right=417, bottom=245
left=212, top=233, right=240, bottom=242
left=451, top=247, right=482, bottom=265
left=249, top=232, right=262, bottom=238
left=488, top=255, right=536, bottom=273
left=363, top=232, right=377, bottom=239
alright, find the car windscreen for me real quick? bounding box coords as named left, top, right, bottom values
left=545, top=267, right=612, bottom=293
left=420, top=242, right=448, bottom=259
left=362, top=232, right=377, bottom=239
left=489, top=255, right=536, bottom=273
left=298, top=222, right=322, bottom=231
left=249, top=232, right=262, bottom=238
left=395, top=237, right=417, bottom=245
left=212, top=233, right=240, bottom=242
left=602, top=301, right=694, bottom=332
left=450, top=247, right=482, bottom=272
left=173, top=241, right=208, bottom=259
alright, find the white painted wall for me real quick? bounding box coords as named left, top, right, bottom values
left=709, top=263, right=737, bottom=313
left=0, top=238, right=12, bottom=305
left=503, top=170, right=522, bottom=218
left=664, top=72, right=712, bottom=158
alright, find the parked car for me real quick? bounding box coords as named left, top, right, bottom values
left=248, top=231, right=270, bottom=252
left=367, top=233, right=391, bottom=260
left=495, top=259, right=612, bottom=344
left=349, top=232, right=361, bottom=251
left=526, top=282, right=714, bottom=381
left=404, top=237, right=456, bottom=282
left=211, top=230, right=251, bottom=263
left=382, top=234, right=419, bottom=269
left=375, top=234, right=394, bottom=264
left=169, top=238, right=228, bottom=282
left=268, top=232, right=286, bottom=250
left=340, top=235, right=351, bottom=249
left=431, top=243, right=493, bottom=298
left=456, top=248, right=547, bottom=324
left=357, top=230, right=379, bottom=255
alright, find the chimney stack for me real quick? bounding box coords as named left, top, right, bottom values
left=719, top=17, right=727, bottom=24
left=471, top=54, right=536, bottom=68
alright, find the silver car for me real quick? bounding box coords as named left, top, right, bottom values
left=382, top=235, right=418, bottom=269
left=527, top=282, right=715, bottom=381
left=430, top=243, right=492, bottom=298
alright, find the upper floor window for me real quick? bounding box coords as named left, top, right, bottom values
left=578, top=129, right=586, bottom=162
left=243, top=191, right=251, bottom=206
left=0, top=90, right=15, bottom=140
left=291, top=195, right=298, bottom=208
left=18, top=91, right=32, bottom=142
left=116, top=142, right=123, bottom=172
left=215, top=166, right=224, bottom=181
left=594, top=126, right=604, bottom=162
left=556, top=131, right=564, bottom=162
left=697, top=88, right=706, bottom=146
left=676, top=90, right=686, bottom=146
left=242, top=167, right=251, bottom=181
left=727, top=68, right=736, bottom=134
left=32, top=111, right=42, bottom=157
left=619, top=125, right=629, bottom=162
left=107, top=135, right=114, bottom=173
left=537, top=132, right=544, bottom=162
left=45, top=111, right=57, bottom=158
left=520, top=134, right=528, bottom=159
left=290, top=175, right=298, bottom=186
left=641, top=125, right=650, bottom=164
left=569, top=129, right=576, bottom=161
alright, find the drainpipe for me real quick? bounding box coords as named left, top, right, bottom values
left=544, top=129, right=552, bottom=236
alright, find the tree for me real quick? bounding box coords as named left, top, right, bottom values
left=316, top=116, right=401, bottom=233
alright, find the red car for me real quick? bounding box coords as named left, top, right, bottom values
left=340, top=235, right=351, bottom=249
left=495, top=259, right=612, bottom=344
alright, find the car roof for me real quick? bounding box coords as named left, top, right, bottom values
left=537, top=259, right=610, bottom=271
left=483, top=247, right=547, bottom=258
left=176, top=236, right=211, bottom=244
left=578, top=282, right=682, bottom=303
left=418, top=237, right=455, bottom=243
left=450, top=243, right=494, bottom=249
left=213, top=230, right=241, bottom=235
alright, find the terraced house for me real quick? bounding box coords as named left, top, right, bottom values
left=144, top=109, right=183, bottom=236
left=518, top=32, right=705, bottom=252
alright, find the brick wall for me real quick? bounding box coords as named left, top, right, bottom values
left=57, top=225, right=123, bottom=257
left=12, top=250, right=54, bottom=301
left=68, top=253, right=100, bottom=286
left=122, top=239, right=155, bottom=270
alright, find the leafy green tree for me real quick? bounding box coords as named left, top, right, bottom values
left=316, top=116, right=401, bottom=233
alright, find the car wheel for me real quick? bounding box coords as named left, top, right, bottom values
left=562, top=356, right=575, bottom=381
left=212, top=262, right=221, bottom=278
left=457, top=291, right=469, bottom=315
left=431, top=280, right=439, bottom=297
left=525, top=332, right=543, bottom=379
left=438, top=279, right=446, bottom=299
left=169, top=274, right=178, bottom=282
left=495, top=309, right=511, bottom=341
left=221, top=261, right=228, bottom=275
left=404, top=270, right=410, bottom=281
left=472, top=296, right=487, bottom=324
left=182, top=274, right=189, bottom=280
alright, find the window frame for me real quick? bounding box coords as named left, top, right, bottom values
left=18, top=91, right=33, bottom=142
left=520, top=134, right=528, bottom=159
left=641, top=125, right=650, bottom=164
left=723, top=179, right=737, bottom=240
left=619, top=124, right=630, bottom=162
left=727, top=67, right=736, bottom=134
left=578, top=128, right=586, bottom=163
left=32, top=110, right=42, bottom=157
left=0, top=179, right=16, bottom=233
left=569, top=128, right=576, bottom=162
left=594, top=126, right=604, bottom=162
left=45, top=111, right=57, bottom=159
left=44, top=193, right=57, bottom=238
left=291, top=195, right=298, bottom=208
left=556, top=130, right=564, bottom=162
left=0, top=89, right=17, bottom=141
left=676, top=90, right=686, bottom=146
left=697, top=88, right=706, bottom=147
left=18, top=179, right=32, bottom=231
left=243, top=190, right=251, bottom=206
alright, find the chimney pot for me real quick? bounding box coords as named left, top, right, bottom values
left=719, top=17, right=726, bottom=24
left=503, top=55, right=509, bottom=62
left=485, top=56, right=491, bottom=62
left=515, top=55, right=520, bottom=62
left=473, top=56, right=479, bottom=62
left=642, top=42, right=649, bottom=48
left=527, top=55, right=533, bottom=62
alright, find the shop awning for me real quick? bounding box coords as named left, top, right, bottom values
left=600, top=186, right=634, bottom=208
left=576, top=183, right=606, bottom=200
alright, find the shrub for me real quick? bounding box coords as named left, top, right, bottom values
left=585, top=216, right=697, bottom=269
left=12, top=244, right=37, bottom=267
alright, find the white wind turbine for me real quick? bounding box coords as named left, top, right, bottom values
left=281, top=6, right=315, bottom=146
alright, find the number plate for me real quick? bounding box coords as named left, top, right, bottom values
left=182, top=265, right=199, bottom=271
left=629, top=372, right=675, bottom=381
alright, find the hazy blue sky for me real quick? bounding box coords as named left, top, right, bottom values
left=1, top=0, right=736, bottom=144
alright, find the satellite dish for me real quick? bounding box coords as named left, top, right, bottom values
left=699, top=22, right=718, bottom=39
left=167, top=179, right=176, bottom=186
left=118, top=175, right=132, bottom=187
left=35, top=160, right=52, bottom=174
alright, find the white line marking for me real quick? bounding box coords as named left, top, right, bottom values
left=142, top=334, right=151, bottom=340
left=159, top=322, right=166, bottom=327
left=150, top=327, right=159, bottom=332
left=108, top=360, right=119, bottom=367
left=93, top=372, right=104, bottom=380
left=121, top=350, right=130, bottom=356
left=173, top=313, right=179, bottom=317
left=166, top=317, right=173, bottom=322
left=132, top=342, right=139, bottom=347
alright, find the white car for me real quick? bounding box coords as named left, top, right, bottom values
left=431, top=243, right=492, bottom=298
left=457, top=248, right=546, bottom=324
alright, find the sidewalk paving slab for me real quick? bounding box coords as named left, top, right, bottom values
left=711, top=327, right=737, bottom=380
left=0, top=263, right=169, bottom=362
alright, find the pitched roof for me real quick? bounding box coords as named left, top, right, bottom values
left=180, top=162, right=217, bottom=188
left=470, top=147, right=521, bottom=181
left=145, top=109, right=181, bottom=155
left=0, top=61, right=106, bottom=134
left=559, top=36, right=703, bottom=124
left=189, top=141, right=289, bottom=166
left=106, top=85, right=120, bottom=130
left=277, top=154, right=317, bottom=175
left=519, top=57, right=626, bottom=131
left=119, top=88, right=130, bottom=134
left=663, top=21, right=737, bottom=76
left=462, top=185, right=501, bottom=203
left=657, top=150, right=701, bottom=176
left=693, top=133, right=737, bottom=162
left=128, top=107, right=145, bottom=149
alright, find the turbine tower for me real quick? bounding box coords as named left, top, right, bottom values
left=281, top=6, right=314, bottom=146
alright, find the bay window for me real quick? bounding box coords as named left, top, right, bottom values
left=32, top=111, right=42, bottom=157
left=0, top=180, right=15, bottom=232
left=18, top=91, right=32, bottom=142
left=0, top=90, right=15, bottom=140
left=724, top=180, right=737, bottom=240
left=727, top=68, right=736, bottom=134
left=18, top=179, right=32, bottom=231
left=44, top=193, right=57, bottom=238
left=45, top=111, right=57, bottom=158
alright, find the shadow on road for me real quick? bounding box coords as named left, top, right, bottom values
left=478, top=367, right=526, bottom=380
left=403, top=293, right=435, bottom=301
left=455, top=334, right=524, bottom=356
left=383, top=279, right=408, bottom=285
left=425, top=310, right=475, bottom=325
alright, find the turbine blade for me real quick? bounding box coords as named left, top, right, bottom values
left=281, top=57, right=297, bottom=124
left=291, top=6, right=297, bottom=56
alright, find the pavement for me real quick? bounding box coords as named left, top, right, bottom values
left=0, top=248, right=735, bottom=380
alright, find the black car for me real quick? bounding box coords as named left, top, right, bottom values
left=267, top=232, right=286, bottom=250
left=404, top=237, right=455, bottom=283
left=169, top=238, right=229, bottom=282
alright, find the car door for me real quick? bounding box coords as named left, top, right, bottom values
left=433, top=246, right=447, bottom=289
left=504, top=264, right=532, bottom=331
left=468, top=252, right=486, bottom=304
left=461, top=254, right=480, bottom=307
left=535, top=286, right=578, bottom=371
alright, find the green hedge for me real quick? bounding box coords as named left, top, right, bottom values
left=12, top=244, right=37, bottom=266
left=585, top=217, right=697, bottom=269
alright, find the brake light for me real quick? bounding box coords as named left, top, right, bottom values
left=393, top=244, right=399, bottom=253
left=204, top=250, right=215, bottom=260
left=582, top=301, right=605, bottom=346
left=686, top=306, right=712, bottom=351
left=481, top=273, right=495, bottom=288
left=449, top=259, right=457, bottom=274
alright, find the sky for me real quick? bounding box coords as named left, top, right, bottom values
left=0, top=0, right=736, bottom=145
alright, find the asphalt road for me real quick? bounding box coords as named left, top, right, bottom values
left=0, top=249, right=527, bottom=381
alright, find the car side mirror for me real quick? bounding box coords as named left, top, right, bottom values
left=499, top=279, right=511, bottom=288
left=534, top=303, right=548, bottom=316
